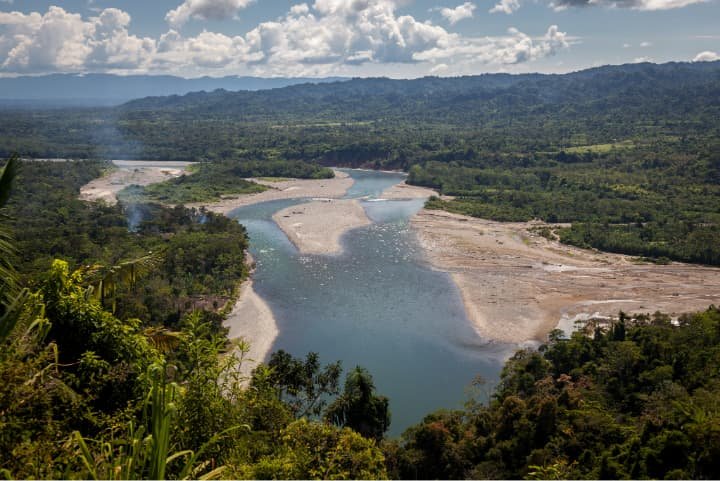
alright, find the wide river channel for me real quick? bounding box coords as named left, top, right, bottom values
left=227, top=169, right=513, bottom=435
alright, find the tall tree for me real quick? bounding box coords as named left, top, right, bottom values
left=325, top=366, right=390, bottom=441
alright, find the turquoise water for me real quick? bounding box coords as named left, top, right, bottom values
left=228, top=169, right=511, bottom=436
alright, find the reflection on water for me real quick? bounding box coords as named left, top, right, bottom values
left=228, top=169, right=513, bottom=436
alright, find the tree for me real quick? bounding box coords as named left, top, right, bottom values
left=0, top=155, right=28, bottom=342
left=235, top=419, right=387, bottom=480
left=325, top=367, right=390, bottom=441
left=252, top=350, right=342, bottom=418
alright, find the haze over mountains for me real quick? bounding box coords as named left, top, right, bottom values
left=0, top=74, right=347, bottom=107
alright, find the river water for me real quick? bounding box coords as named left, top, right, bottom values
left=228, top=169, right=512, bottom=436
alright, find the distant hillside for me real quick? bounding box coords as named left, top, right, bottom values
left=0, top=74, right=347, bottom=106
left=1, top=61, right=719, bottom=162
left=120, top=61, right=720, bottom=124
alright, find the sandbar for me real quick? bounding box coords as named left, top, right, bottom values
left=380, top=181, right=437, bottom=199
left=412, top=209, right=720, bottom=344
left=273, top=199, right=371, bottom=255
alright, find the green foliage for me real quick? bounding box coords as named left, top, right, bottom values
left=6, top=160, right=250, bottom=328
left=72, top=364, right=235, bottom=480
left=235, top=419, right=387, bottom=480
left=392, top=307, right=720, bottom=479
left=0, top=154, right=27, bottom=342
left=413, top=151, right=720, bottom=265
left=325, top=367, right=391, bottom=441
left=251, top=350, right=342, bottom=418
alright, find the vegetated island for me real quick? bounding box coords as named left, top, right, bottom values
left=190, top=169, right=353, bottom=215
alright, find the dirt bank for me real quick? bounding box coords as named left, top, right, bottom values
left=412, top=209, right=720, bottom=344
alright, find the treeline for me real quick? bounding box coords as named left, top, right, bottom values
left=559, top=222, right=720, bottom=266
left=413, top=135, right=720, bottom=266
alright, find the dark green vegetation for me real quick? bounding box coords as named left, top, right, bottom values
left=1, top=61, right=719, bottom=265
left=7, top=160, right=250, bottom=328
left=387, top=308, right=720, bottom=479
left=0, top=158, right=390, bottom=479
left=121, top=160, right=333, bottom=204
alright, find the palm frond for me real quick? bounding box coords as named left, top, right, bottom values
left=143, top=326, right=185, bottom=354
left=82, top=251, right=164, bottom=313
left=0, top=154, right=19, bottom=209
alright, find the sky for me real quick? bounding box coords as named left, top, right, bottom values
left=0, top=0, right=717, bottom=78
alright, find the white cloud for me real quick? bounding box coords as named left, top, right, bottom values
left=633, top=0, right=706, bottom=9
left=639, top=41, right=652, bottom=47
left=693, top=51, right=719, bottom=62
left=550, top=0, right=705, bottom=10
left=0, top=2, right=571, bottom=76
left=632, top=56, right=652, bottom=63
left=490, top=0, right=521, bottom=14
left=236, top=0, right=568, bottom=74
left=0, top=6, right=155, bottom=73
left=439, top=2, right=476, bottom=24
left=166, top=0, right=254, bottom=28
left=413, top=25, right=568, bottom=66
left=622, top=43, right=631, bottom=48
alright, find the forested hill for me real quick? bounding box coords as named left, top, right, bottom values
left=120, top=61, right=720, bottom=124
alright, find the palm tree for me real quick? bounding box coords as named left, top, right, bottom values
left=81, top=251, right=163, bottom=314
left=0, top=154, right=28, bottom=342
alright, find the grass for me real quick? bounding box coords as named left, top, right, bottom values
left=255, top=177, right=293, bottom=183
left=563, top=140, right=635, bottom=154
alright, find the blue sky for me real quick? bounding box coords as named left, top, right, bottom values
left=0, top=0, right=717, bottom=77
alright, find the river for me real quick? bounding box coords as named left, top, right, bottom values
left=227, top=169, right=513, bottom=436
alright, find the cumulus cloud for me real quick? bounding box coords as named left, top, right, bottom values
left=0, top=6, right=154, bottom=73
left=439, top=2, right=476, bottom=24
left=414, top=25, right=569, bottom=65
left=237, top=0, right=568, bottom=74
left=166, top=0, right=254, bottom=28
left=693, top=51, right=719, bottom=62
left=495, top=0, right=704, bottom=14
left=490, top=0, right=521, bottom=14
left=550, top=0, right=705, bottom=10
left=0, top=2, right=571, bottom=76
